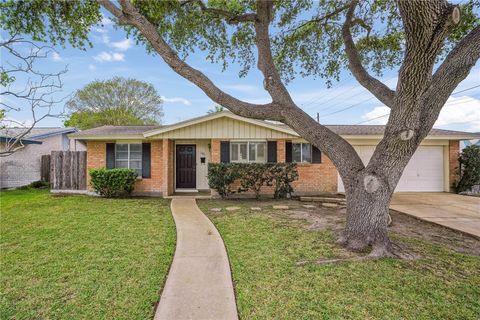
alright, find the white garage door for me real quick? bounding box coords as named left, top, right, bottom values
left=338, top=146, right=444, bottom=192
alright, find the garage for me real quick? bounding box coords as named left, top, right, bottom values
left=338, top=145, right=445, bottom=192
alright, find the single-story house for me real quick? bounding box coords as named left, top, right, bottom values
left=0, top=127, right=85, bottom=188
left=69, top=111, right=480, bottom=196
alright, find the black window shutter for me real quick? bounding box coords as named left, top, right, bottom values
left=285, top=142, right=292, bottom=163
left=142, top=143, right=151, bottom=178
left=220, top=141, right=230, bottom=163
left=267, top=141, right=277, bottom=163
left=312, top=145, right=322, bottom=163
left=106, top=143, right=115, bottom=169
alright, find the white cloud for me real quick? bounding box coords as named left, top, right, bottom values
left=93, top=51, right=125, bottom=62
left=88, top=64, right=97, bottom=71
left=111, top=38, right=133, bottom=51
left=94, top=27, right=109, bottom=33
left=360, top=96, right=480, bottom=131
left=224, top=84, right=259, bottom=94
left=51, top=52, right=63, bottom=62
left=161, top=96, right=192, bottom=105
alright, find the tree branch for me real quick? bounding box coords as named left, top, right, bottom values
left=287, top=3, right=350, bottom=34
left=254, top=0, right=294, bottom=104
left=185, top=0, right=256, bottom=24
left=342, top=0, right=395, bottom=108
left=418, top=25, right=480, bottom=137
left=98, top=0, right=284, bottom=122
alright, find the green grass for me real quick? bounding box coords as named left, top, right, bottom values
left=199, top=200, right=480, bottom=320
left=0, top=190, right=176, bottom=320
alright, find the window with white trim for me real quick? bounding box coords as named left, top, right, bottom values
left=230, top=141, right=266, bottom=163
left=292, top=143, right=312, bottom=163
left=115, top=144, right=142, bottom=176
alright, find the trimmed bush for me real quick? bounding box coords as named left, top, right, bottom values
left=208, top=163, right=298, bottom=199
left=455, top=145, right=480, bottom=193
left=89, top=168, right=137, bottom=197
left=207, top=163, right=241, bottom=198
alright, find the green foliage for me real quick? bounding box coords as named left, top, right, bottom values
left=2, top=1, right=478, bottom=86
left=89, top=168, right=138, bottom=198
left=64, top=77, right=163, bottom=129
left=207, top=105, right=225, bottom=114
left=207, top=163, right=241, bottom=198
left=237, top=163, right=275, bottom=199
left=270, top=162, right=299, bottom=199
left=456, top=145, right=480, bottom=193
left=16, top=180, right=50, bottom=190
left=208, top=163, right=298, bottom=199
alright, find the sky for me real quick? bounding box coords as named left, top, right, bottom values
left=2, top=12, right=480, bottom=132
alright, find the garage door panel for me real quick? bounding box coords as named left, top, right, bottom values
left=338, top=146, right=444, bottom=192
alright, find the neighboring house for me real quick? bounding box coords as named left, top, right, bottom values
left=0, top=128, right=85, bottom=188
left=69, top=111, right=480, bottom=196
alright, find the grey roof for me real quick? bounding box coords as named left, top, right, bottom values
left=69, top=125, right=161, bottom=137
left=68, top=112, right=480, bottom=139
left=0, top=127, right=78, bottom=140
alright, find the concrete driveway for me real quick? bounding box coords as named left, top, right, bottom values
left=391, top=193, right=480, bottom=238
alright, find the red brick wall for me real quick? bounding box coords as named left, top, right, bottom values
left=86, top=141, right=108, bottom=189
left=86, top=140, right=166, bottom=195
left=292, top=154, right=337, bottom=194
left=134, top=140, right=163, bottom=195
left=449, top=140, right=460, bottom=191
left=277, top=140, right=286, bottom=163
left=211, top=139, right=221, bottom=163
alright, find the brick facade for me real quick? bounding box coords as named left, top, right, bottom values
left=84, top=138, right=461, bottom=196
left=211, top=139, right=221, bottom=163
left=449, top=140, right=460, bottom=190
left=292, top=154, right=337, bottom=194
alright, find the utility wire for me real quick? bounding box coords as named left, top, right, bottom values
left=354, top=84, right=480, bottom=125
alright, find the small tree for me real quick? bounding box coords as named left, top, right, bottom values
left=456, top=145, right=480, bottom=193
left=64, top=77, right=163, bottom=129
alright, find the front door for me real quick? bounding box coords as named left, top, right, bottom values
left=176, top=145, right=196, bottom=189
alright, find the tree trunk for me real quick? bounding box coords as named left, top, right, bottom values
left=340, top=176, right=395, bottom=257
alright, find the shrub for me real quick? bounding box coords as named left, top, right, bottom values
left=89, top=168, right=137, bottom=197
left=270, top=163, right=299, bottom=199
left=237, top=163, right=275, bottom=199
left=207, top=163, right=240, bottom=198
left=208, top=162, right=298, bottom=199
left=455, top=145, right=480, bottom=193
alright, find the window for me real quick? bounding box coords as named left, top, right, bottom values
left=292, top=143, right=312, bottom=163
left=116, top=144, right=142, bottom=176
left=231, top=141, right=266, bottom=163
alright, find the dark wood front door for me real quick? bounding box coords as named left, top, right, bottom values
left=176, top=145, right=196, bottom=189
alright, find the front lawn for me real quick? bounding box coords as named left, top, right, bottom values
left=0, top=190, right=175, bottom=320
left=199, top=199, right=480, bottom=320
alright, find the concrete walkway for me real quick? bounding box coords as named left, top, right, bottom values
left=391, top=193, right=480, bottom=238
left=155, top=199, right=238, bottom=320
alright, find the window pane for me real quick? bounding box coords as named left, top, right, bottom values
left=249, top=143, right=256, bottom=161
left=231, top=143, right=239, bottom=161
left=130, top=144, right=141, bottom=152
left=116, top=144, right=128, bottom=152
left=239, top=143, right=247, bottom=161
left=134, top=168, right=142, bottom=176
left=292, top=143, right=301, bottom=162
left=302, top=143, right=311, bottom=163
left=130, top=160, right=142, bottom=169
left=256, top=143, right=266, bottom=162
left=116, top=144, right=129, bottom=160
left=115, top=160, right=128, bottom=168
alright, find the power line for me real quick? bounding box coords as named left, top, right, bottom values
left=353, top=84, right=480, bottom=125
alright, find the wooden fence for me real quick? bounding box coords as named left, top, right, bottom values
left=50, top=151, right=87, bottom=190
left=40, top=155, right=51, bottom=182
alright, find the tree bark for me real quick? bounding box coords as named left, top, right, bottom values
left=98, top=0, right=480, bottom=258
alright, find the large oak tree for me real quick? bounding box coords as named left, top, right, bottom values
left=3, top=0, right=479, bottom=257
